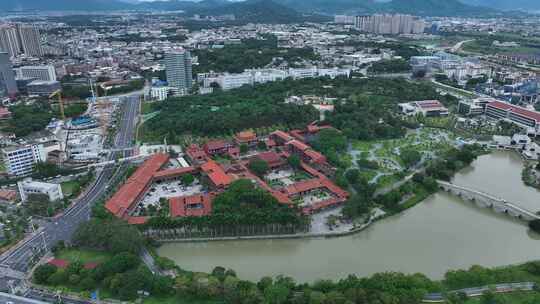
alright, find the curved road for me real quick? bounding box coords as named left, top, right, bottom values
left=0, top=94, right=140, bottom=274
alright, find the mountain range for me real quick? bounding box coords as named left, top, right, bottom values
left=461, top=0, right=540, bottom=11
left=0, top=0, right=526, bottom=16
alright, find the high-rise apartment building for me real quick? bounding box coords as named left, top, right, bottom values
left=16, top=24, right=43, bottom=57
left=0, top=25, right=21, bottom=57
left=0, top=24, right=43, bottom=58
left=165, top=49, right=193, bottom=95
left=0, top=52, right=18, bottom=98
left=354, top=14, right=425, bottom=35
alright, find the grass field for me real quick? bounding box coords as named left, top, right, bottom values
left=56, top=249, right=113, bottom=264
left=61, top=181, right=80, bottom=198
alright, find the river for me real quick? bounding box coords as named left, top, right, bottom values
left=157, top=151, right=540, bottom=282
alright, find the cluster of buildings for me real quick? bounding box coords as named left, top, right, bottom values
left=105, top=124, right=349, bottom=225
left=398, top=100, right=449, bottom=117
left=458, top=97, right=540, bottom=136
left=197, top=67, right=351, bottom=92
left=335, top=14, right=426, bottom=35
left=0, top=24, right=43, bottom=58
left=410, top=52, right=490, bottom=82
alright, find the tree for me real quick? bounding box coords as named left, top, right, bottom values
left=264, top=284, right=290, bottom=304
left=240, top=144, right=249, bottom=154
left=212, top=266, right=226, bottom=280
left=400, top=149, right=422, bottom=168
left=181, top=173, right=195, bottom=185
left=287, top=154, right=301, bottom=170
left=345, top=169, right=360, bottom=185
left=48, top=269, right=68, bottom=286
left=529, top=219, right=540, bottom=233
left=257, top=141, right=267, bottom=150
left=249, top=159, right=269, bottom=177
left=34, top=264, right=57, bottom=284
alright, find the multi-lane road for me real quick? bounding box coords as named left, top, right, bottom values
left=0, top=94, right=140, bottom=278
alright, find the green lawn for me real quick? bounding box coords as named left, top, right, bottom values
left=61, top=181, right=80, bottom=198
left=56, top=249, right=113, bottom=264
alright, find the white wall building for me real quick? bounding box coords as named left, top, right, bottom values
left=16, top=65, right=56, bottom=81
left=2, top=144, right=46, bottom=176
left=17, top=178, right=63, bottom=202
left=150, top=86, right=170, bottom=101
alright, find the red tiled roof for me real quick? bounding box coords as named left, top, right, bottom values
left=285, top=179, right=324, bottom=196
left=204, top=140, right=231, bottom=151
left=0, top=190, right=17, bottom=201
left=235, top=130, right=257, bottom=142
left=201, top=160, right=233, bottom=187
left=127, top=216, right=150, bottom=225
left=320, top=178, right=349, bottom=198
left=256, top=151, right=284, bottom=167
left=415, top=100, right=446, bottom=109
left=84, top=262, right=100, bottom=270
left=105, top=154, right=169, bottom=218
left=48, top=258, right=69, bottom=268
left=488, top=100, right=540, bottom=123
left=186, top=144, right=207, bottom=160
left=271, top=130, right=293, bottom=142
left=153, top=166, right=197, bottom=180
left=290, top=129, right=306, bottom=142
left=304, top=149, right=326, bottom=163
left=169, top=194, right=212, bottom=217
left=0, top=107, right=11, bottom=117
left=287, top=140, right=310, bottom=152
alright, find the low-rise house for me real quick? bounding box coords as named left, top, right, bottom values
left=17, top=178, right=64, bottom=202
left=203, top=140, right=233, bottom=156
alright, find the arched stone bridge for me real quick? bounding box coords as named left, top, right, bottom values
left=438, top=181, right=540, bottom=221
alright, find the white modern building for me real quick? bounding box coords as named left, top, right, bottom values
left=198, top=68, right=350, bottom=91
left=2, top=144, right=46, bottom=176
left=150, top=86, right=170, bottom=101
left=16, top=65, right=57, bottom=81
left=17, top=178, right=63, bottom=202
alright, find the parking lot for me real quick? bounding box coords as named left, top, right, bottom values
left=139, top=179, right=205, bottom=208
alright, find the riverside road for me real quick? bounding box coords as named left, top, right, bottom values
left=0, top=94, right=140, bottom=276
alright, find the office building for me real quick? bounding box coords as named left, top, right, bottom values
left=2, top=144, right=46, bottom=176
left=0, top=25, right=21, bottom=57
left=164, top=49, right=193, bottom=95
left=16, top=65, right=56, bottom=81
left=0, top=52, right=17, bottom=98
left=17, top=178, right=64, bottom=202
left=17, top=24, right=43, bottom=57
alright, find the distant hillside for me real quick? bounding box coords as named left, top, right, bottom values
left=462, top=0, right=540, bottom=11
left=381, top=0, right=491, bottom=16
left=196, top=0, right=312, bottom=24
left=274, top=0, right=376, bottom=15
left=0, top=0, right=498, bottom=17
left=0, top=0, right=128, bottom=11
left=276, top=0, right=494, bottom=16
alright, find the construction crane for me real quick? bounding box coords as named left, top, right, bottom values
left=49, top=89, right=65, bottom=120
